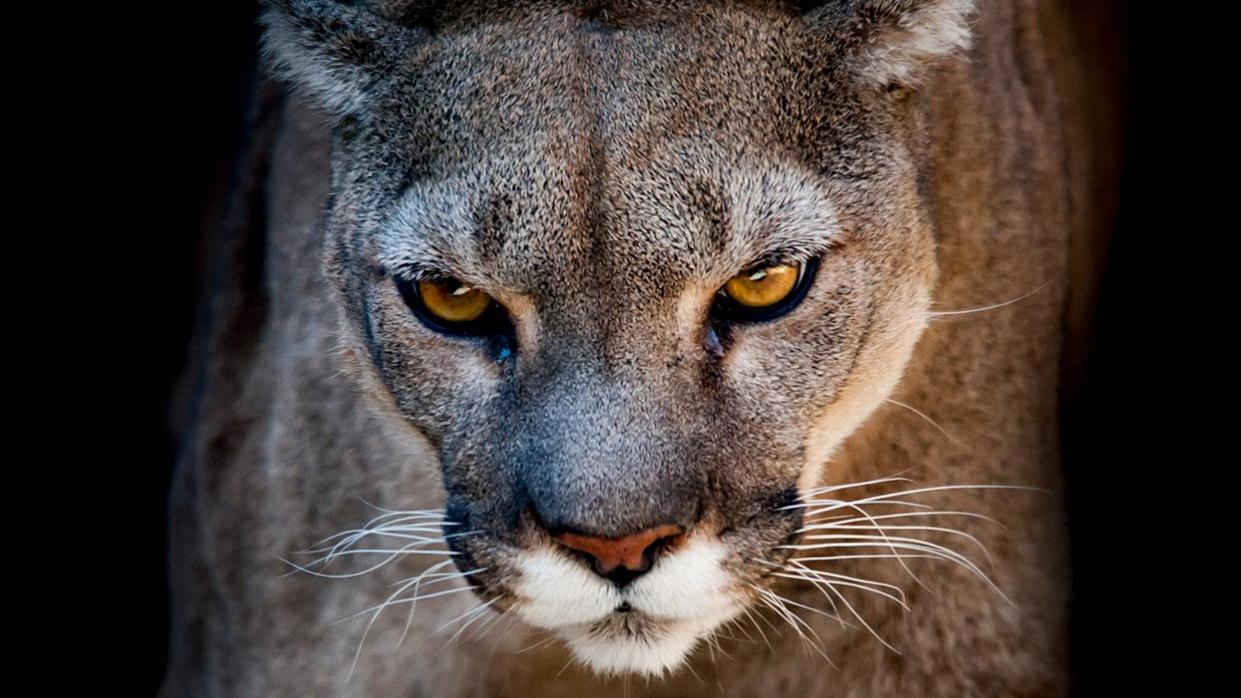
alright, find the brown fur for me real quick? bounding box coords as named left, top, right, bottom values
left=165, top=1, right=1114, bottom=695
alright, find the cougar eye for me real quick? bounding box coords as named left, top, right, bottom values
left=394, top=275, right=507, bottom=338
left=713, top=257, right=818, bottom=322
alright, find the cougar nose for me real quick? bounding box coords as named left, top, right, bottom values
left=551, top=524, right=686, bottom=587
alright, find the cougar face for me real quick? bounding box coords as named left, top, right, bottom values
left=265, top=0, right=967, bottom=676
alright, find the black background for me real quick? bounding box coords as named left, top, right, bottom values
left=130, top=2, right=1178, bottom=693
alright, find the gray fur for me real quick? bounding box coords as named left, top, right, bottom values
left=165, top=0, right=1103, bottom=694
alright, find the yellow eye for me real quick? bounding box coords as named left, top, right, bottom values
left=417, top=278, right=492, bottom=323
left=721, top=263, right=801, bottom=308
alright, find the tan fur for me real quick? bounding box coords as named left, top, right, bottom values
left=165, top=1, right=1114, bottom=695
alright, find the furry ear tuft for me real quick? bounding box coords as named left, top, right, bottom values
left=259, top=0, right=420, bottom=117
left=804, top=0, right=976, bottom=89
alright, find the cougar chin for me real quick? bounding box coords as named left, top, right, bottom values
left=512, top=537, right=745, bottom=676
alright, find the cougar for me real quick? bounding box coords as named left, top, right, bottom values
left=164, top=0, right=1116, bottom=694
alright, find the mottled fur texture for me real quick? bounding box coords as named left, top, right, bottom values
left=165, top=0, right=1110, bottom=695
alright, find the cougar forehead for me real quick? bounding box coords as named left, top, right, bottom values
left=332, top=0, right=929, bottom=392
left=335, top=2, right=906, bottom=269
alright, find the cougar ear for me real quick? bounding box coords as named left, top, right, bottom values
left=801, top=0, right=975, bottom=89
left=259, top=0, right=423, bottom=117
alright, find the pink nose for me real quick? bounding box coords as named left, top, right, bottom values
left=552, top=525, right=686, bottom=576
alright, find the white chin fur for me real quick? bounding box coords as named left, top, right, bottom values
left=512, top=535, right=743, bottom=676
left=558, top=612, right=736, bottom=677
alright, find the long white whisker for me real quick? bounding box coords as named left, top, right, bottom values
left=348, top=562, right=459, bottom=677
left=883, top=399, right=965, bottom=447
left=299, top=532, right=446, bottom=556
left=798, top=499, right=935, bottom=515
left=773, top=571, right=908, bottom=611
left=797, top=532, right=987, bottom=564
left=776, top=556, right=902, bottom=653
left=344, top=560, right=473, bottom=679
left=802, top=509, right=1002, bottom=530
left=925, top=279, right=1056, bottom=318
left=516, top=632, right=558, bottom=655
left=717, top=611, right=759, bottom=646
left=821, top=578, right=899, bottom=653
left=436, top=598, right=493, bottom=635
left=756, top=579, right=848, bottom=625
left=293, top=524, right=471, bottom=575
left=740, top=606, right=775, bottom=652
left=279, top=546, right=459, bottom=580
left=354, top=499, right=448, bottom=520
left=463, top=605, right=509, bottom=644
left=704, top=631, right=719, bottom=664
left=788, top=553, right=946, bottom=563
left=300, top=529, right=480, bottom=557
left=334, top=585, right=480, bottom=625
left=800, top=524, right=995, bottom=565
left=795, top=484, right=1042, bottom=518
left=780, top=561, right=908, bottom=605
left=788, top=574, right=849, bottom=630
left=786, top=541, right=1009, bottom=603
left=751, top=585, right=837, bottom=667
left=449, top=600, right=500, bottom=643
left=797, top=476, right=916, bottom=498
left=799, top=496, right=932, bottom=590
left=765, top=557, right=904, bottom=630
left=753, top=589, right=816, bottom=653
left=307, top=525, right=446, bottom=550
left=396, top=559, right=461, bottom=646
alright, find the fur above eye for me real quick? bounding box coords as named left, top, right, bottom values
left=714, top=257, right=819, bottom=322
left=394, top=275, right=509, bottom=339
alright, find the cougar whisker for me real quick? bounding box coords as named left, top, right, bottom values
left=800, top=524, right=994, bottom=565
left=788, top=544, right=1006, bottom=603
left=344, top=572, right=484, bottom=679
left=794, top=483, right=1041, bottom=515
left=796, top=492, right=935, bottom=590
left=797, top=532, right=993, bottom=567
left=716, top=613, right=759, bottom=646
left=777, top=562, right=908, bottom=606
left=882, top=398, right=966, bottom=447
left=304, top=529, right=480, bottom=557
left=925, top=278, right=1057, bottom=319
left=354, top=500, right=449, bottom=519
left=301, top=532, right=446, bottom=556
left=749, top=585, right=837, bottom=667
left=803, top=509, right=1003, bottom=529
left=462, top=604, right=510, bottom=645
left=794, top=476, right=917, bottom=500
left=281, top=546, right=460, bottom=580
left=337, top=581, right=484, bottom=625
left=397, top=559, right=463, bottom=646
left=516, top=631, right=558, bottom=655
left=771, top=571, right=908, bottom=611
left=442, top=598, right=500, bottom=642
left=739, top=606, right=776, bottom=652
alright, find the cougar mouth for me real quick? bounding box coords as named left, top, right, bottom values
left=505, top=534, right=750, bottom=675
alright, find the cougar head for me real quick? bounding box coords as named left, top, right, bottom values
left=263, top=0, right=973, bottom=677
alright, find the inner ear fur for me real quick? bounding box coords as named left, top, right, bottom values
left=259, top=0, right=426, bottom=118
left=799, top=0, right=976, bottom=89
